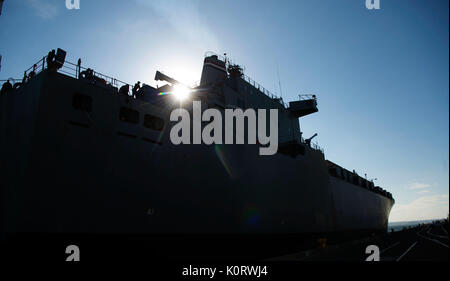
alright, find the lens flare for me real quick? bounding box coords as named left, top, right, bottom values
left=215, top=144, right=233, bottom=178
left=172, top=84, right=190, bottom=101
left=243, top=206, right=261, bottom=226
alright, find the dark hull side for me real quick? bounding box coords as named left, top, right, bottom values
left=0, top=71, right=394, bottom=257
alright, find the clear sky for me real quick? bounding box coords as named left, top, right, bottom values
left=0, top=0, right=448, bottom=222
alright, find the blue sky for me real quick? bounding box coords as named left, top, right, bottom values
left=0, top=0, right=448, bottom=222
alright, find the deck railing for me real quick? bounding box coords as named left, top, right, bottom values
left=62, top=60, right=130, bottom=90
left=298, top=94, right=317, bottom=101
left=204, top=51, right=288, bottom=108
left=242, top=74, right=288, bottom=108
left=13, top=55, right=132, bottom=94
left=10, top=53, right=318, bottom=109
left=0, top=56, right=47, bottom=84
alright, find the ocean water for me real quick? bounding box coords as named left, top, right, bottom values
left=387, top=219, right=436, bottom=232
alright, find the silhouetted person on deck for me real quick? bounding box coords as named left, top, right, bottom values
left=28, top=64, right=37, bottom=79
left=46, top=50, right=56, bottom=71
left=22, top=71, right=27, bottom=84
left=87, top=68, right=94, bottom=79
left=132, top=81, right=141, bottom=96
left=1, top=79, right=13, bottom=95
left=77, top=58, right=81, bottom=78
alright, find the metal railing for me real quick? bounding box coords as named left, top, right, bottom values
left=1, top=56, right=46, bottom=85
left=17, top=55, right=132, bottom=94
left=298, top=94, right=317, bottom=101
left=242, top=74, right=288, bottom=108
left=64, top=60, right=130, bottom=89
left=24, top=56, right=46, bottom=77
left=11, top=52, right=318, bottom=106
left=204, top=51, right=230, bottom=65
left=0, top=78, right=22, bottom=83
left=204, top=51, right=288, bottom=108
left=203, top=52, right=322, bottom=109
left=311, top=142, right=324, bottom=154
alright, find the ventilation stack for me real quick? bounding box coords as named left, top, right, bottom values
left=199, top=54, right=227, bottom=87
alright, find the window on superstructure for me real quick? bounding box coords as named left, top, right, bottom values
left=72, top=93, right=92, bottom=112
left=144, top=114, right=164, bottom=131
left=119, top=107, right=139, bottom=124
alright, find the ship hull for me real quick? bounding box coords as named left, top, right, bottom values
left=0, top=71, right=393, bottom=240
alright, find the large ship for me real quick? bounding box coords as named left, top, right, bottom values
left=0, top=49, right=394, bottom=259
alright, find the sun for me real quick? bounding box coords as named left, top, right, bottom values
left=172, top=84, right=191, bottom=101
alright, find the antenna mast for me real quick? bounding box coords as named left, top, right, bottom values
left=277, top=63, right=283, bottom=99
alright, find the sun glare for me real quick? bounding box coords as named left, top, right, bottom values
left=172, top=84, right=190, bottom=101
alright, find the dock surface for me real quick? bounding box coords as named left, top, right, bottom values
left=268, top=221, right=449, bottom=261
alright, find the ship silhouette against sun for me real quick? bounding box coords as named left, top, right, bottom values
left=0, top=49, right=394, bottom=250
